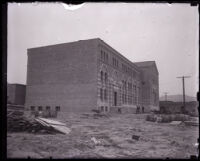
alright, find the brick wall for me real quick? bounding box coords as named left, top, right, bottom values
left=25, top=39, right=98, bottom=112
left=140, top=66, right=159, bottom=111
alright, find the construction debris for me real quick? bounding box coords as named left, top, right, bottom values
left=132, top=135, right=140, bottom=141
left=36, top=118, right=71, bottom=134
left=91, top=137, right=101, bottom=145
left=183, top=121, right=199, bottom=126
left=169, top=121, right=183, bottom=125
left=7, top=109, right=70, bottom=134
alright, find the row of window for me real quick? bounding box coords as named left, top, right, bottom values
left=122, top=64, right=137, bottom=78
left=122, top=80, right=137, bottom=93
left=99, top=87, right=139, bottom=105
left=100, top=50, right=136, bottom=77
left=122, top=94, right=137, bottom=104
left=100, top=88, right=107, bottom=101
left=100, top=71, right=108, bottom=83
left=30, top=106, right=60, bottom=111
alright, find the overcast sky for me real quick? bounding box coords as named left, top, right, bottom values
left=8, top=3, right=199, bottom=97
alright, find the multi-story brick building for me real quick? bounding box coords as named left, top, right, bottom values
left=25, top=38, right=159, bottom=113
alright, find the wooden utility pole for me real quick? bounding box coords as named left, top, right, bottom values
left=164, top=92, right=168, bottom=101
left=176, top=76, right=191, bottom=109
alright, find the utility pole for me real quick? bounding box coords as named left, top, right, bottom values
left=176, top=76, right=191, bottom=111
left=164, top=92, right=168, bottom=101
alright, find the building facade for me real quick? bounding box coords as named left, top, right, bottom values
left=25, top=38, right=159, bottom=113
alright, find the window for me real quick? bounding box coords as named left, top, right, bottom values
left=100, top=88, right=103, bottom=101
left=124, top=81, right=127, bottom=91
left=101, top=50, right=103, bottom=59
left=101, top=71, right=103, bottom=82
left=112, top=58, right=115, bottom=66
left=105, top=72, right=107, bottom=83
left=106, top=53, right=108, bottom=62
left=104, top=89, right=107, bottom=101
left=38, top=106, right=43, bottom=111
left=103, top=52, right=106, bottom=61
left=31, top=106, right=35, bottom=111
left=112, top=57, right=118, bottom=68
left=46, top=106, right=50, bottom=110
left=56, top=106, right=60, bottom=111
left=101, top=106, right=104, bottom=112
left=105, top=106, right=108, bottom=112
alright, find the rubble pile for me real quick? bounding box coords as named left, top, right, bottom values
left=7, top=110, right=60, bottom=134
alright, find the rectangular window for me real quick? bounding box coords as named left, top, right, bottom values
left=106, top=53, right=108, bottom=62
left=105, top=73, right=107, bottom=83
left=38, top=106, right=43, bottom=111
left=105, top=106, right=108, bottom=112
left=46, top=106, right=50, bottom=110
left=104, top=89, right=107, bottom=101
left=101, top=71, right=103, bottom=82
left=101, top=106, right=104, bottom=112
left=31, top=106, right=35, bottom=111
left=101, top=50, right=103, bottom=60
left=56, top=106, right=60, bottom=111
left=100, top=88, right=103, bottom=101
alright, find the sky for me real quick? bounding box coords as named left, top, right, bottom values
left=7, top=2, right=199, bottom=98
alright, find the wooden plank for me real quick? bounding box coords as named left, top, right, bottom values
left=38, top=118, right=66, bottom=126
left=50, top=125, right=71, bottom=134
left=169, top=121, right=182, bottom=125
left=35, top=118, right=51, bottom=127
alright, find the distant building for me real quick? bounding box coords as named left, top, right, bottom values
left=25, top=38, right=159, bottom=113
left=7, top=83, right=26, bottom=105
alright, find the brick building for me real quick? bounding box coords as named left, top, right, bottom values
left=25, top=38, right=159, bottom=113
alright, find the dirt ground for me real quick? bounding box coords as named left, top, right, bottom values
left=7, top=113, right=199, bottom=159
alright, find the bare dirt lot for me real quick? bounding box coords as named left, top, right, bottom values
left=7, top=113, right=199, bottom=159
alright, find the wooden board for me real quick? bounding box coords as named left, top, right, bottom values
left=50, top=125, right=71, bottom=134
left=38, top=118, right=66, bottom=126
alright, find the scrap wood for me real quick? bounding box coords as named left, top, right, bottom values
left=50, top=124, right=71, bottom=134
left=169, top=121, right=183, bottom=125
left=37, top=117, right=71, bottom=134
left=38, top=118, right=66, bottom=126
left=35, top=118, right=51, bottom=127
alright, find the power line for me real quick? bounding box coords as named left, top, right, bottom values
left=176, top=76, right=191, bottom=111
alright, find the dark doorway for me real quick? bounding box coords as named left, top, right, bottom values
left=114, top=91, right=117, bottom=106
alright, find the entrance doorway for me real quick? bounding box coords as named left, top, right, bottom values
left=114, top=91, right=117, bottom=106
